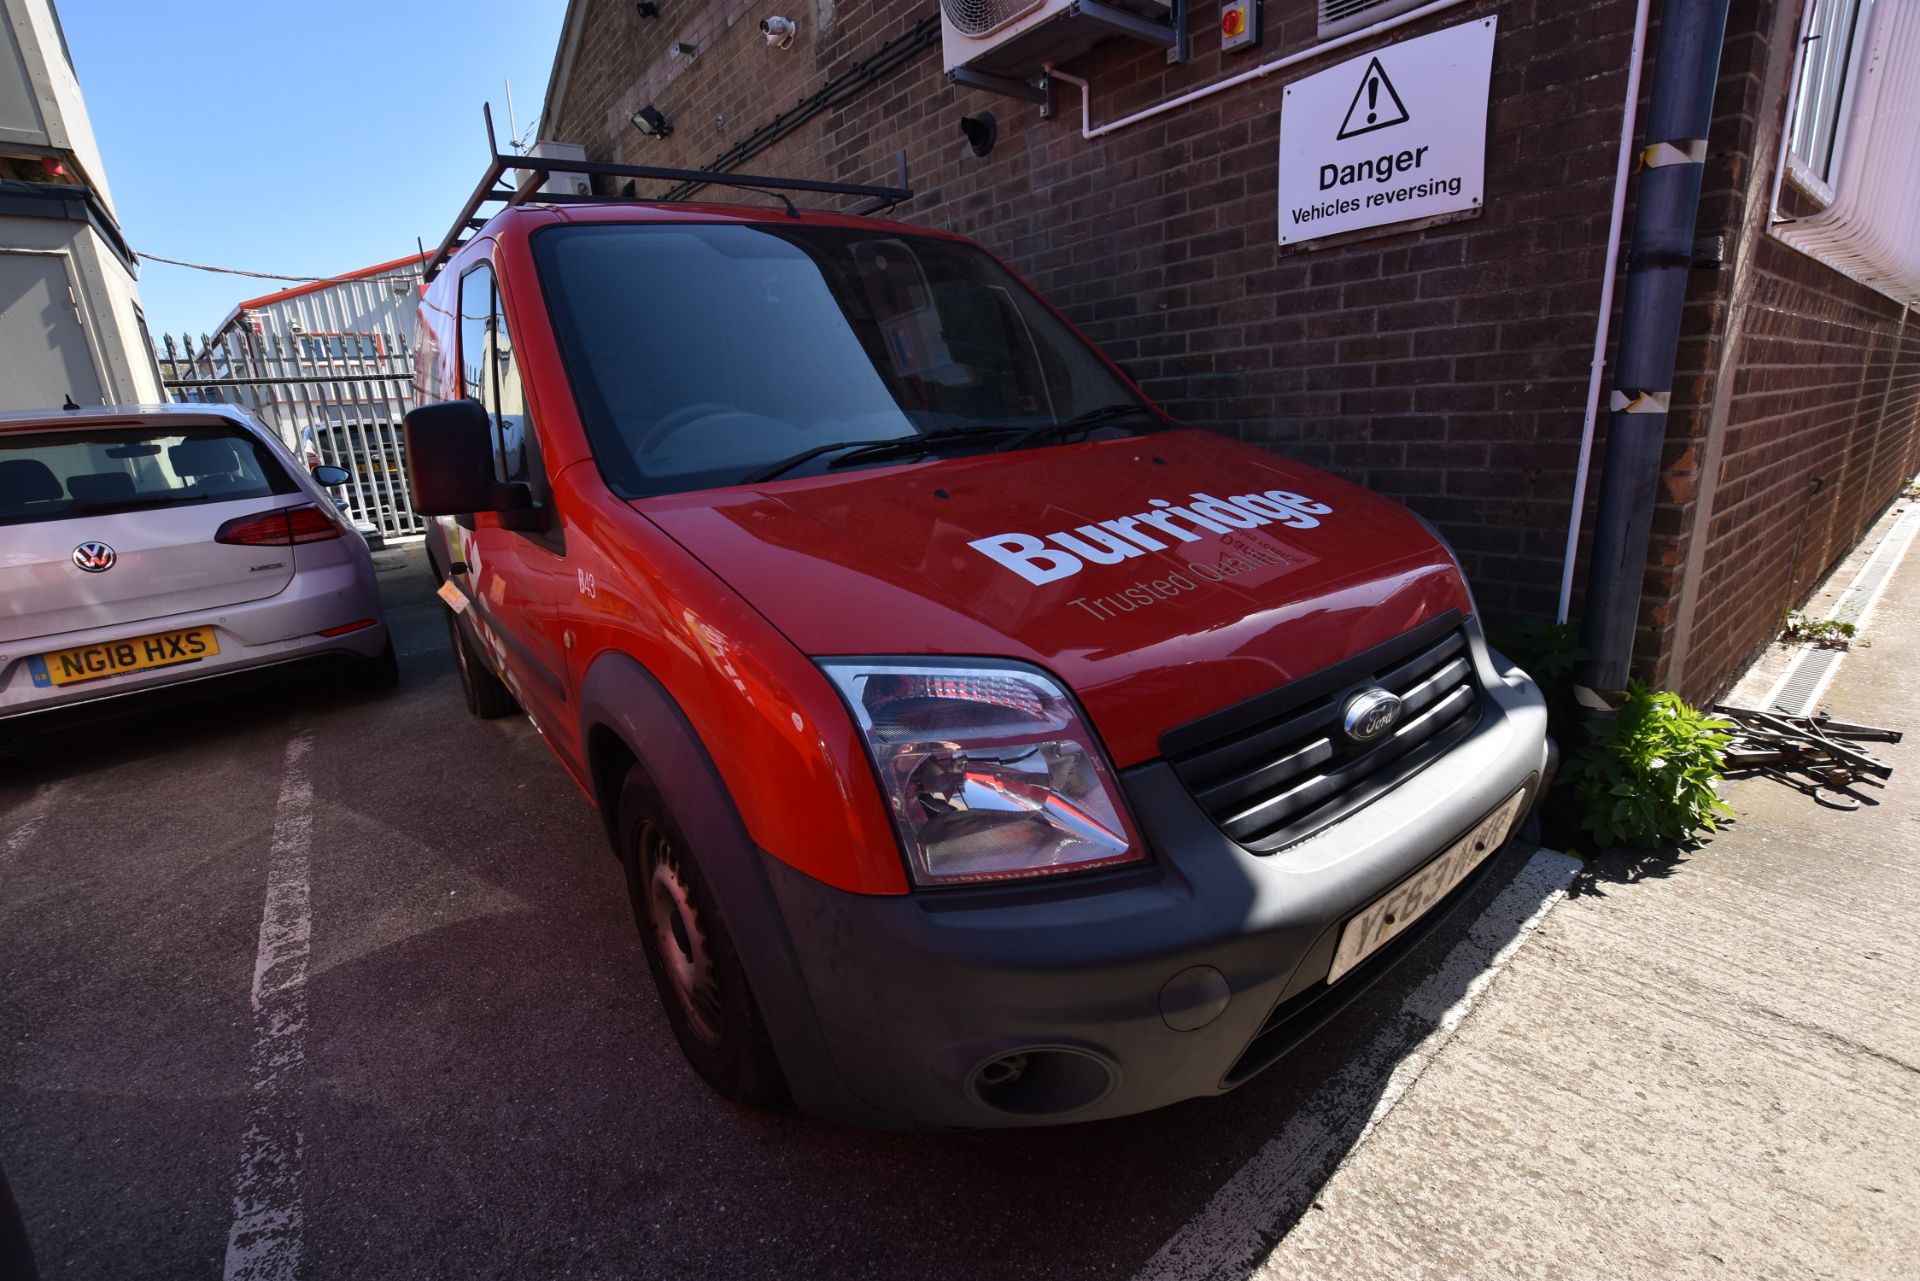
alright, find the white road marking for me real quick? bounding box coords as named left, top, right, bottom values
left=1, top=780, right=65, bottom=866
left=4, top=812, right=48, bottom=860
left=1134, top=848, right=1581, bottom=1281
left=222, top=733, right=316, bottom=1281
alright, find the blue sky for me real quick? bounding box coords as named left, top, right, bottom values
left=60, top=0, right=568, bottom=338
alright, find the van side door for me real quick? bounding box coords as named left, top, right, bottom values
left=455, top=258, right=574, bottom=743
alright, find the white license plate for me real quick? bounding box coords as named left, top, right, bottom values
left=1327, top=788, right=1528, bottom=984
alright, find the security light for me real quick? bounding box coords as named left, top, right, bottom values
left=630, top=104, right=673, bottom=138
left=635, top=3, right=659, bottom=16
left=670, top=41, right=697, bottom=59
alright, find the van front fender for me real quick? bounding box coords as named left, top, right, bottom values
left=574, top=651, right=894, bottom=1125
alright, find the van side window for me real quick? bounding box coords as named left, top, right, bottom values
left=457, top=261, right=545, bottom=497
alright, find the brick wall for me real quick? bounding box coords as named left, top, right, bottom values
left=1674, top=237, right=1920, bottom=699
left=543, top=0, right=1920, bottom=699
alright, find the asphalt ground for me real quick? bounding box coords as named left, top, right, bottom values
left=2, top=544, right=1547, bottom=1281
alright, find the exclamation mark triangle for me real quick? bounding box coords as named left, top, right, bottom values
left=1336, top=57, right=1410, bottom=140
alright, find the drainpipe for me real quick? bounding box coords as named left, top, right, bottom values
left=1556, top=0, right=1654, bottom=624
left=1577, top=0, right=1733, bottom=696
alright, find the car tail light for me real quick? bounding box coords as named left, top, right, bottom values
left=215, top=504, right=344, bottom=546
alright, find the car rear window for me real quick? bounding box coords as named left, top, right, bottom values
left=0, top=422, right=298, bottom=527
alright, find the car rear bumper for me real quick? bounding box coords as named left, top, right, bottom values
left=757, top=629, right=1550, bottom=1129
left=0, top=557, right=388, bottom=723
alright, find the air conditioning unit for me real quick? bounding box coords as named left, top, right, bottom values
left=941, top=0, right=1173, bottom=80
left=515, top=140, right=593, bottom=199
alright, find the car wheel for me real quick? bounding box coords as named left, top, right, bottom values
left=443, top=606, right=518, bottom=718
left=616, top=764, right=785, bottom=1107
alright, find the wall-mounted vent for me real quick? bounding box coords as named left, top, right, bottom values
left=1319, top=0, right=1429, bottom=41
left=941, top=0, right=1045, bottom=38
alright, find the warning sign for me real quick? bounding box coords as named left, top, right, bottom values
left=1278, top=17, right=1496, bottom=246
left=1336, top=58, right=1409, bottom=139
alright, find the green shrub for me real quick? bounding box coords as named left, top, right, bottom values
left=1562, top=681, right=1733, bottom=851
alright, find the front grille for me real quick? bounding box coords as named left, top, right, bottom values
left=1163, top=613, right=1482, bottom=852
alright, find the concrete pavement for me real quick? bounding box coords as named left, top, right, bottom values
left=1246, top=507, right=1920, bottom=1280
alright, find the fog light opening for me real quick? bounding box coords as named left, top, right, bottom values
left=967, top=1046, right=1116, bottom=1117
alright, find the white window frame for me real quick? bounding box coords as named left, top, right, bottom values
left=1785, top=0, right=1876, bottom=206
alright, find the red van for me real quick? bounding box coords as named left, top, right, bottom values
left=405, top=168, right=1548, bottom=1128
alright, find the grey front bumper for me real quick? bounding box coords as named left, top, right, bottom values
left=761, top=638, right=1550, bottom=1129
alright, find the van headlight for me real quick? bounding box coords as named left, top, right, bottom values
left=820, top=660, right=1144, bottom=888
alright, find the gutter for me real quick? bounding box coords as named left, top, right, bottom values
left=0, top=178, right=137, bottom=271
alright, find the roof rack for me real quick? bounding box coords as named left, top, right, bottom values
left=423, top=106, right=915, bottom=282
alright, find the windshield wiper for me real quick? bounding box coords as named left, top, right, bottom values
left=827, top=425, right=1028, bottom=469
left=993, top=403, right=1159, bottom=453
left=744, top=425, right=1022, bottom=484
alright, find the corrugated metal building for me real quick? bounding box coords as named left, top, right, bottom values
left=204, top=251, right=425, bottom=374
left=168, top=252, right=429, bottom=541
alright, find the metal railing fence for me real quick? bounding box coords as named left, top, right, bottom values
left=159, top=329, right=424, bottom=541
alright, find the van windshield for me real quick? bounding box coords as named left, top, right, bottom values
left=531, top=222, right=1154, bottom=496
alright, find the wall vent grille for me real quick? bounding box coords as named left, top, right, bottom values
left=1319, top=0, right=1429, bottom=40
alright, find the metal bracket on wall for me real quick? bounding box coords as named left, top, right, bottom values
left=1068, top=0, right=1189, bottom=64
left=949, top=65, right=1055, bottom=114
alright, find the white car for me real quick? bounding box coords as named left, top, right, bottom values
left=0, top=404, right=393, bottom=741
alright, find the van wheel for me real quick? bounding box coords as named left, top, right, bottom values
left=616, top=766, right=785, bottom=1107
left=444, top=606, right=517, bottom=718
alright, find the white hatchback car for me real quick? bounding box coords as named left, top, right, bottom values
left=0, top=404, right=392, bottom=739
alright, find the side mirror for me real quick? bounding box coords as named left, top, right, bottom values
left=311, top=464, right=351, bottom=487
left=402, top=400, right=532, bottom=517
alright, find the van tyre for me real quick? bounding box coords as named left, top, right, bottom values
left=616, top=765, right=785, bottom=1108
left=444, top=606, right=517, bottom=718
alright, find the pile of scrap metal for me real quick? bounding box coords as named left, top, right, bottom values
left=1715, top=706, right=1901, bottom=810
